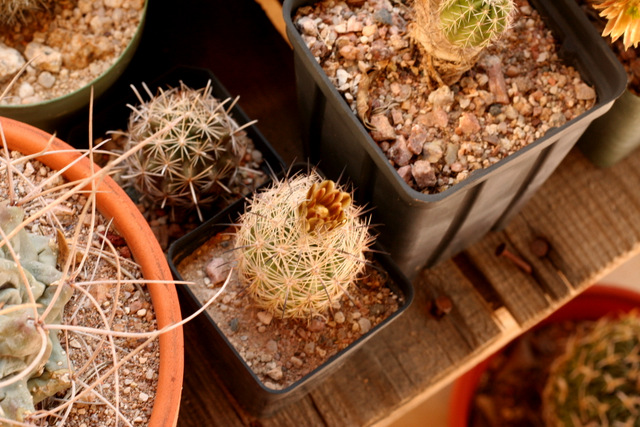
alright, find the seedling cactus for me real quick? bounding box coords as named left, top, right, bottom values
left=542, top=312, right=640, bottom=426
left=234, top=171, right=373, bottom=319
left=121, top=80, right=254, bottom=221
left=412, top=0, right=515, bottom=84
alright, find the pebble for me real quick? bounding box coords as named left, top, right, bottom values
left=205, top=257, right=229, bottom=285
left=358, top=317, right=372, bottom=334
left=38, top=72, right=56, bottom=89
left=0, top=44, right=25, bottom=82
left=257, top=311, right=273, bottom=325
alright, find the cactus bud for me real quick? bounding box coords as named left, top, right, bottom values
left=298, top=180, right=351, bottom=233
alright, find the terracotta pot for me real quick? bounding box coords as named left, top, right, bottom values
left=449, top=284, right=640, bottom=427
left=0, top=116, right=184, bottom=426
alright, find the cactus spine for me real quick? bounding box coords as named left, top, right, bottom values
left=0, top=202, right=72, bottom=424
left=0, top=0, right=43, bottom=25
left=122, top=80, right=252, bottom=221
left=412, top=0, right=515, bottom=84
left=542, top=312, right=640, bottom=427
left=234, top=172, right=372, bottom=320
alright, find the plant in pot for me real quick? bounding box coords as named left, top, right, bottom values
left=0, top=116, right=184, bottom=426
left=575, top=0, right=640, bottom=167
left=283, top=0, right=627, bottom=279
left=0, top=0, right=147, bottom=134
left=168, top=166, right=414, bottom=416
left=449, top=284, right=640, bottom=426
left=68, top=66, right=286, bottom=249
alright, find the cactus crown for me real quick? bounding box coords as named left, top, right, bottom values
left=542, top=312, right=640, bottom=427
left=439, top=0, right=514, bottom=49
left=122, top=80, right=252, bottom=221
left=0, top=202, right=73, bottom=423
left=234, top=172, right=372, bottom=320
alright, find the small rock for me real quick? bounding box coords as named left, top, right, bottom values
left=390, top=166, right=409, bottom=186
left=265, top=340, right=278, bottom=354
left=297, top=16, right=317, bottom=36
left=0, top=43, right=26, bottom=82
left=407, top=124, right=427, bottom=155
left=257, top=311, right=273, bottom=325
left=25, top=42, right=62, bottom=73
left=575, top=83, right=596, bottom=100
left=423, top=141, right=444, bottom=163
left=480, top=55, right=509, bottom=104
left=205, top=257, right=229, bottom=285
left=18, top=82, right=34, bottom=98
left=37, top=72, right=56, bottom=89
left=416, top=108, right=448, bottom=129
left=428, top=85, right=454, bottom=110
left=411, top=160, right=437, bottom=189
left=457, top=112, right=481, bottom=135
left=387, top=135, right=412, bottom=166
left=138, top=392, right=149, bottom=402
left=358, top=317, right=372, bottom=334
left=290, top=356, right=303, bottom=367
left=334, top=311, right=346, bottom=324
left=308, top=319, right=325, bottom=332
left=267, top=367, right=283, bottom=381
left=369, top=114, right=396, bottom=141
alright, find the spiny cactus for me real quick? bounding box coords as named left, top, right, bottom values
left=0, top=0, right=43, bottom=25
left=0, top=202, right=73, bottom=424
left=234, top=171, right=373, bottom=320
left=594, top=0, right=640, bottom=49
left=122, top=80, right=252, bottom=221
left=542, top=312, right=640, bottom=427
left=439, top=0, right=514, bottom=49
left=412, top=0, right=515, bottom=84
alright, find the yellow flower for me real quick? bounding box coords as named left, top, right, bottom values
left=594, top=0, right=640, bottom=49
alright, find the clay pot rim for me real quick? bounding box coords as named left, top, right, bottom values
left=448, top=284, right=640, bottom=427
left=0, top=116, right=184, bottom=427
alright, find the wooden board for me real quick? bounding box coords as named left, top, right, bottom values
left=103, top=0, right=640, bottom=425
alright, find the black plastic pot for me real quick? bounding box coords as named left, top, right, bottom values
left=283, top=0, right=627, bottom=280
left=167, top=169, right=414, bottom=416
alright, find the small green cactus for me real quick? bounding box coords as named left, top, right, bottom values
left=439, top=0, right=514, bottom=49
left=234, top=172, right=373, bottom=320
left=542, top=312, right=640, bottom=427
left=412, top=0, right=515, bottom=84
left=0, top=0, right=43, bottom=25
left=121, top=80, right=251, bottom=221
left=0, top=202, right=73, bottom=424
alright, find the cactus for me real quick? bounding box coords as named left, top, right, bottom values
left=122, top=80, right=252, bottom=221
left=412, top=0, right=515, bottom=84
left=234, top=171, right=373, bottom=320
left=439, top=0, right=514, bottom=49
left=0, top=0, right=43, bottom=25
left=593, top=0, right=640, bottom=49
left=0, top=202, right=73, bottom=424
left=541, top=312, right=640, bottom=427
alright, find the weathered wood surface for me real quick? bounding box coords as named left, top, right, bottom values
left=93, top=0, right=640, bottom=425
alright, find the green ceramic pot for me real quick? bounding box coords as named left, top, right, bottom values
left=578, top=89, right=640, bottom=168
left=0, top=0, right=148, bottom=134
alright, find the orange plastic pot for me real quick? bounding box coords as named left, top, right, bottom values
left=0, top=117, right=184, bottom=426
left=449, top=284, right=640, bottom=427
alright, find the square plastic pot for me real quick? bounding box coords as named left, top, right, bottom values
left=283, top=0, right=627, bottom=280
left=167, top=166, right=414, bottom=416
